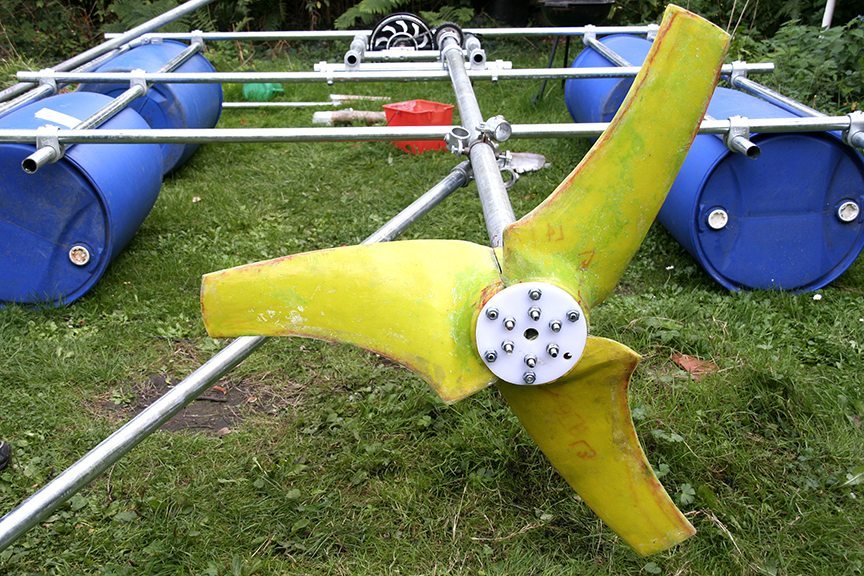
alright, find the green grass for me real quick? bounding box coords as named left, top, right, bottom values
left=1, top=39, right=864, bottom=576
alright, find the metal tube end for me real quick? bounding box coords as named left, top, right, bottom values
left=344, top=50, right=361, bottom=68
left=21, top=147, right=58, bottom=174
left=728, top=135, right=761, bottom=159
left=469, top=49, right=486, bottom=68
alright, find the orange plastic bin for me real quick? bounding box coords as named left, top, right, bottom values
left=383, top=99, right=454, bottom=154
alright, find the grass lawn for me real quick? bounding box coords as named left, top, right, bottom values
left=1, top=35, right=863, bottom=575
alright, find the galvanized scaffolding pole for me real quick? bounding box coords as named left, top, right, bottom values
left=439, top=30, right=515, bottom=247
left=17, top=62, right=774, bottom=85
left=0, top=116, right=858, bottom=146
left=103, top=25, right=663, bottom=42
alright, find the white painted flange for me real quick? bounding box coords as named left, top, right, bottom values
left=475, top=282, right=587, bottom=385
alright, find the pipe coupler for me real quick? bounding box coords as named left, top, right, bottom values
left=725, top=115, right=760, bottom=159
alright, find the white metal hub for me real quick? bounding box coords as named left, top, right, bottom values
left=475, top=282, right=588, bottom=385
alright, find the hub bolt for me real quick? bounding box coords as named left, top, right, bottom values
left=523, top=372, right=536, bottom=384
left=503, top=317, right=516, bottom=331
left=547, top=344, right=559, bottom=358
left=485, top=308, right=499, bottom=320
left=528, top=307, right=541, bottom=321
left=549, top=320, right=562, bottom=333
left=566, top=310, right=580, bottom=322
left=528, top=288, right=542, bottom=301
left=524, top=355, right=537, bottom=368
left=502, top=341, right=515, bottom=354
left=484, top=350, right=498, bottom=363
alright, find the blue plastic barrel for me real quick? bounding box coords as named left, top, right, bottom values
left=0, top=92, right=163, bottom=305
left=565, top=35, right=864, bottom=291
left=79, top=40, right=222, bottom=174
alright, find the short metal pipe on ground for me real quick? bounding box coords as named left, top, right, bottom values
left=0, top=160, right=473, bottom=554
left=0, top=0, right=214, bottom=108
left=222, top=101, right=339, bottom=109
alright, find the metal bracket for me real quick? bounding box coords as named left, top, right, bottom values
left=37, top=68, right=57, bottom=92
left=35, top=124, right=64, bottom=162
left=729, top=60, right=749, bottom=83
left=480, top=115, right=512, bottom=143
left=646, top=24, right=659, bottom=41
left=316, top=61, right=335, bottom=85
left=190, top=29, right=206, bottom=51
left=444, top=126, right=471, bottom=155
left=582, top=25, right=596, bottom=46
left=844, top=111, right=864, bottom=150
left=724, top=115, right=759, bottom=158
left=129, top=68, right=148, bottom=93
left=497, top=151, right=519, bottom=189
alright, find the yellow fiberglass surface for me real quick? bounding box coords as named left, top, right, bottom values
left=201, top=4, right=729, bottom=556
left=202, top=240, right=503, bottom=403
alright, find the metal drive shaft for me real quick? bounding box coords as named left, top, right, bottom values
left=440, top=31, right=515, bottom=247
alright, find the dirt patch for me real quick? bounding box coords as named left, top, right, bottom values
left=97, top=372, right=302, bottom=436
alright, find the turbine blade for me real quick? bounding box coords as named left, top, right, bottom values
left=499, top=336, right=694, bottom=556
left=502, top=5, right=729, bottom=310
left=201, top=240, right=502, bottom=403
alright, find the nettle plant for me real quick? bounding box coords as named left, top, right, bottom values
left=747, top=18, right=864, bottom=113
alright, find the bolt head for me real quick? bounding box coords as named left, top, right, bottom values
left=528, top=307, right=541, bottom=321
left=566, top=310, right=580, bottom=322
left=502, top=341, right=514, bottom=354
left=547, top=344, right=559, bottom=358
left=549, top=320, right=562, bottom=333
left=523, top=372, right=536, bottom=384
left=484, top=350, right=497, bottom=363
left=503, top=317, right=516, bottom=331
left=524, top=355, right=537, bottom=368
left=528, top=289, right=542, bottom=301
left=485, top=308, right=499, bottom=320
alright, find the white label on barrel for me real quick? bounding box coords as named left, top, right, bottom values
left=34, top=108, right=82, bottom=129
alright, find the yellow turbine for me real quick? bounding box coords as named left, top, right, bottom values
left=200, top=5, right=729, bottom=556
